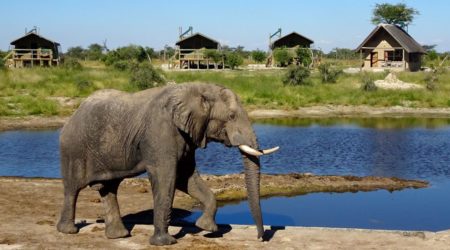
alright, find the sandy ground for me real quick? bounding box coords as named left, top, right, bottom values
left=374, top=73, right=423, bottom=90
left=0, top=174, right=438, bottom=249
left=3, top=105, right=450, bottom=132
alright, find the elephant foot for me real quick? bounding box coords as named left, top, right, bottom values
left=105, top=223, right=129, bottom=239
left=149, top=233, right=177, bottom=246
left=57, top=220, right=79, bottom=234
left=195, top=214, right=218, bottom=232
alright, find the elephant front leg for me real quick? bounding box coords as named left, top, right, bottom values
left=98, top=179, right=129, bottom=239
left=178, top=170, right=218, bottom=232
left=148, top=164, right=177, bottom=246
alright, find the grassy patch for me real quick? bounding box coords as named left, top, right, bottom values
left=1, top=61, right=450, bottom=117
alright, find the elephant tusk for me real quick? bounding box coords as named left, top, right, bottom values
left=239, top=145, right=263, bottom=156
left=239, top=145, right=279, bottom=156
left=262, top=146, right=280, bottom=155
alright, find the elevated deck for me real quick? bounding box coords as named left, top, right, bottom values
left=4, top=48, right=60, bottom=68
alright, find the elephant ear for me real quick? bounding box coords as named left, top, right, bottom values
left=168, top=86, right=211, bottom=148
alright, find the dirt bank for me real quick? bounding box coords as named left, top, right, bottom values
left=3, top=106, right=450, bottom=131
left=0, top=174, right=430, bottom=249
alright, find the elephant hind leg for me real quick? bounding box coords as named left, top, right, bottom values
left=98, top=179, right=129, bottom=239
left=57, top=184, right=81, bottom=234
left=177, top=171, right=218, bottom=232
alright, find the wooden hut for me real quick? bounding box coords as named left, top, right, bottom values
left=4, top=29, right=61, bottom=68
left=267, top=31, right=314, bottom=67
left=356, top=24, right=426, bottom=72
left=172, top=32, right=222, bottom=69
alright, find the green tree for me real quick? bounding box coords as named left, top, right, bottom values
left=371, top=3, right=419, bottom=28
left=130, top=62, right=166, bottom=90
left=65, top=46, right=86, bottom=59
left=86, top=43, right=104, bottom=60
left=204, top=49, right=223, bottom=68
left=296, top=47, right=312, bottom=67
left=273, top=48, right=293, bottom=67
left=225, top=52, right=243, bottom=70
left=251, top=50, right=267, bottom=63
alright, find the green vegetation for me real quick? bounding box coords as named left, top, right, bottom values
left=130, top=62, right=166, bottom=90
left=273, top=47, right=292, bottom=67
left=2, top=60, right=450, bottom=117
left=371, top=3, right=419, bottom=28
left=283, top=65, right=311, bottom=86
left=296, top=47, right=312, bottom=67
left=225, top=52, right=244, bottom=70
left=251, top=50, right=267, bottom=63
left=360, top=72, right=378, bottom=91
left=318, top=63, right=343, bottom=83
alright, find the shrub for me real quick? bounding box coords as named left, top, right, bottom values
left=225, top=52, right=243, bottom=70
left=296, top=47, right=312, bottom=67
left=273, top=48, right=292, bottom=67
left=425, top=71, right=438, bottom=91
left=318, top=63, right=343, bottom=83
left=251, top=50, right=267, bottom=63
left=62, top=57, right=82, bottom=70
left=130, top=63, right=166, bottom=90
left=283, top=65, right=311, bottom=86
left=75, top=79, right=93, bottom=92
left=204, top=49, right=223, bottom=68
left=361, top=72, right=377, bottom=91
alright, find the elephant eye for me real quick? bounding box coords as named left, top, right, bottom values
left=228, top=113, right=236, bottom=121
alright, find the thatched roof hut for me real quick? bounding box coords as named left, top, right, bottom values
left=270, top=32, right=314, bottom=49
left=6, top=30, right=61, bottom=67
left=356, top=24, right=425, bottom=71
left=175, top=33, right=220, bottom=50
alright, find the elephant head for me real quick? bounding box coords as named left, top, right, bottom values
left=166, top=83, right=279, bottom=238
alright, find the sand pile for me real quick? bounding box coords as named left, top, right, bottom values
left=375, top=73, right=423, bottom=90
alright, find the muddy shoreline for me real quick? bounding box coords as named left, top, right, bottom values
left=2, top=105, right=450, bottom=131
left=0, top=174, right=432, bottom=249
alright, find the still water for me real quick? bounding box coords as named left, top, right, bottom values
left=1, top=117, right=449, bottom=231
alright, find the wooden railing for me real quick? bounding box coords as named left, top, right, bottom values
left=177, top=49, right=209, bottom=60
left=11, top=49, right=56, bottom=60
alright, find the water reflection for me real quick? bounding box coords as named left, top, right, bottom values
left=255, top=117, right=450, bottom=130
left=1, top=118, right=450, bottom=183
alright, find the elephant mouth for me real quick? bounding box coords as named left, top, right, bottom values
left=238, top=145, right=280, bottom=157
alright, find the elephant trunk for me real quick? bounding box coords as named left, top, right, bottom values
left=242, top=153, right=264, bottom=239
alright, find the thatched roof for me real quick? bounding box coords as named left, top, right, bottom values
left=175, top=33, right=220, bottom=50
left=270, top=32, right=314, bottom=49
left=356, top=24, right=425, bottom=54
left=10, top=31, right=60, bottom=46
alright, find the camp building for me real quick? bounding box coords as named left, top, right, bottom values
left=356, top=24, right=426, bottom=72
left=267, top=31, right=314, bottom=67
left=172, top=32, right=222, bottom=69
left=4, top=29, right=61, bottom=68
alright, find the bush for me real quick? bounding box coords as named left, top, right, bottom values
left=130, top=63, right=166, bottom=90
left=273, top=48, right=292, bottom=67
left=251, top=50, right=267, bottom=63
left=318, top=63, right=343, bottom=83
left=225, top=52, right=243, bottom=70
left=62, top=57, right=82, bottom=70
left=283, top=65, right=311, bottom=86
left=75, top=79, right=93, bottom=92
left=296, top=47, right=312, bottom=67
left=204, top=49, right=223, bottom=68
left=425, top=71, right=438, bottom=91
left=361, top=72, right=377, bottom=91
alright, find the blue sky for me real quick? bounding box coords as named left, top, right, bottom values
left=1, top=0, right=449, bottom=52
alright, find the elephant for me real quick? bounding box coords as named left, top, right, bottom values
left=56, top=83, right=279, bottom=246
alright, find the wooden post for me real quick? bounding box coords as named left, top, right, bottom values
left=360, top=49, right=363, bottom=70
left=403, top=49, right=406, bottom=70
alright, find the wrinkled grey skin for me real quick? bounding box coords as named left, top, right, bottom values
left=56, top=83, right=264, bottom=246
